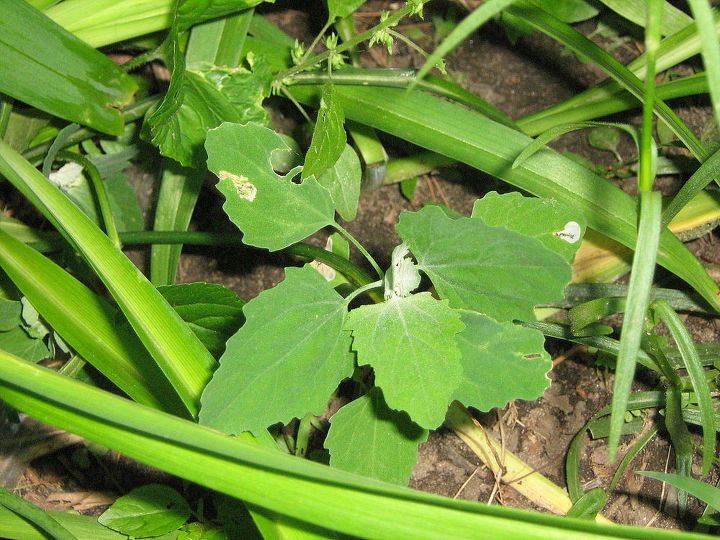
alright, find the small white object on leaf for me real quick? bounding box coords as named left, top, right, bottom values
left=384, top=244, right=421, bottom=299
left=554, top=221, right=581, bottom=243
left=48, top=162, right=84, bottom=189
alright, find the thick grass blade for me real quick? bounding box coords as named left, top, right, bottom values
left=607, top=191, right=662, bottom=461
left=0, top=506, right=125, bottom=540
left=653, top=300, right=716, bottom=476
left=0, top=0, right=137, bottom=135
left=519, top=73, right=708, bottom=136
left=0, top=352, right=709, bottom=540
left=687, top=0, right=720, bottom=126
left=414, top=0, right=521, bottom=83
left=506, top=2, right=707, bottom=161
left=150, top=162, right=204, bottom=286
left=0, top=485, right=77, bottom=540
left=290, top=84, right=720, bottom=310
left=0, top=229, right=185, bottom=414
left=0, top=141, right=215, bottom=418
left=597, top=1, right=692, bottom=36
left=637, top=471, right=720, bottom=512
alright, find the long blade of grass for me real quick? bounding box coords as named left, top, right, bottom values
left=0, top=140, right=215, bottom=418
left=0, top=506, right=125, bottom=540
left=506, top=2, right=707, bottom=161
left=150, top=161, right=204, bottom=286
left=289, top=84, right=720, bottom=310
left=607, top=191, right=662, bottom=461
left=0, top=352, right=708, bottom=540
left=0, top=485, right=77, bottom=540
left=0, top=229, right=185, bottom=414
left=597, top=0, right=693, bottom=36
left=0, top=0, right=137, bottom=135
left=687, top=0, right=720, bottom=126
left=414, top=0, right=521, bottom=83
left=653, top=300, right=716, bottom=476
left=637, top=471, right=720, bottom=512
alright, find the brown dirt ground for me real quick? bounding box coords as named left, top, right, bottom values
left=4, top=0, right=720, bottom=534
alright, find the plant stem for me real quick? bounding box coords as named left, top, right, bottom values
left=301, top=19, right=334, bottom=64
left=275, top=3, right=415, bottom=83
left=332, top=221, right=383, bottom=279
left=295, top=412, right=316, bottom=457
left=344, top=280, right=383, bottom=306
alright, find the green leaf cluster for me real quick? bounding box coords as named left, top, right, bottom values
left=201, top=192, right=583, bottom=484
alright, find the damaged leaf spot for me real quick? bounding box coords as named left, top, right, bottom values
left=554, top=221, right=581, bottom=244
left=218, top=170, right=257, bottom=201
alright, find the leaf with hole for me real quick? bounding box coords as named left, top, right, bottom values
left=471, top=191, right=585, bottom=262
left=206, top=122, right=336, bottom=250
left=345, top=292, right=464, bottom=429
left=397, top=205, right=571, bottom=322
left=199, top=266, right=353, bottom=435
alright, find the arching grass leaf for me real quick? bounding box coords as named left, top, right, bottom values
left=345, top=292, right=464, bottom=429
left=200, top=266, right=353, bottom=435
left=206, top=122, right=336, bottom=250
left=452, top=311, right=551, bottom=412
left=397, top=205, right=571, bottom=322
left=326, top=387, right=428, bottom=485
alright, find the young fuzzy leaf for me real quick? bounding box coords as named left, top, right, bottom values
left=452, top=311, right=552, bottom=411
left=200, top=266, right=353, bottom=435
left=326, top=387, right=428, bottom=486
left=302, top=84, right=346, bottom=181
left=397, top=205, right=571, bottom=322
left=206, top=122, right=336, bottom=250
left=158, top=282, right=245, bottom=359
left=317, top=144, right=361, bottom=221
left=99, top=484, right=190, bottom=537
left=345, top=292, right=464, bottom=429
left=471, top=191, right=585, bottom=262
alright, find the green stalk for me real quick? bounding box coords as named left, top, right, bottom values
left=0, top=141, right=215, bottom=418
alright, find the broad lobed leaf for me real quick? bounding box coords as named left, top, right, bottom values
left=199, top=266, right=353, bottom=435
left=326, top=387, right=428, bottom=486
left=206, top=122, right=336, bottom=250
left=471, top=191, right=585, bottom=263
left=345, top=292, right=464, bottom=429
left=452, top=310, right=552, bottom=412
left=397, top=205, right=571, bottom=322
